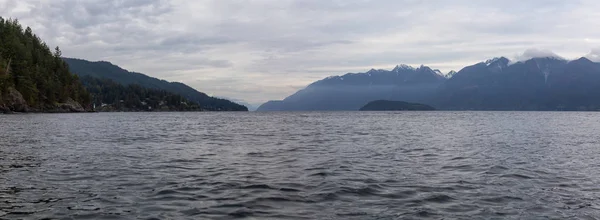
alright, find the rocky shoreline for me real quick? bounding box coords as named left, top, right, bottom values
left=1, top=87, right=88, bottom=114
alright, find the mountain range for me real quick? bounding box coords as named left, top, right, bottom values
left=257, top=56, right=600, bottom=111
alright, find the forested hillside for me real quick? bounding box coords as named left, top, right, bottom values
left=0, top=17, right=90, bottom=112
left=64, top=58, right=248, bottom=111
left=81, top=76, right=203, bottom=111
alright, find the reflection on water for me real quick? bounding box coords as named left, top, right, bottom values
left=1, top=112, right=600, bottom=219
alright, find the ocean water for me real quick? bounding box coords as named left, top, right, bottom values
left=1, top=112, right=600, bottom=219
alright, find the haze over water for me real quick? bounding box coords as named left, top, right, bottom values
left=1, top=112, right=600, bottom=219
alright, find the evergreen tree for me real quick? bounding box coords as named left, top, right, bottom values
left=0, top=17, right=91, bottom=111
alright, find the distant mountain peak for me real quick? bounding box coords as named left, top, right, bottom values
left=446, top=70, right=457, bottom=78
left=415, top=65, right=445, bottom=78
left=571, top=57, right=593, bottom=63
left=393, top=64, right=416, bottom=72
left=367, top=68, right=386, bottom=74
left=512, top=49, right=566, bottom=64
left=485, top=58, right=498, bottom=65
left=484, top=57, right=509, bottom=66
left=482, top=57, right=510, bottom=73
left=416, top=65, right=434, bottom=72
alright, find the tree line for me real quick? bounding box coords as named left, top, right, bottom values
left=0, top=17, right=90, bottom=110
left=81, top=76, right=203, bottom=111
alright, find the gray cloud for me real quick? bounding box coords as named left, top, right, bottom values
left=2, top=0, right=600, bottom=104
left=513, top=49, right=565, bottom=63
left=586, top=48, right=600, bottom=62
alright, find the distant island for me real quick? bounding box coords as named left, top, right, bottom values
left=359, top=100, right=435, bottom=111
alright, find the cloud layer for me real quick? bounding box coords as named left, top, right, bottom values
left=512, top=48, right=565, bottom=63
left=2, top=0, right=600, bottom=104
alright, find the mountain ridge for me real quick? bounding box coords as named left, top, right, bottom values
left=259, top=63, right=446, bottom=111
left=63, top=58, right=248, bottom=111
left=258, top=56, right=600, bottom=111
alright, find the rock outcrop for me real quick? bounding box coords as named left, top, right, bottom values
left=1, top=87, right=86, bottom=113
left=57, top=98, right=85, bottom=112
left=1, top=87, right=28, bottom=112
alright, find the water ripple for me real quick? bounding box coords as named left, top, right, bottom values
left=1, top=112, right=600, bottom=219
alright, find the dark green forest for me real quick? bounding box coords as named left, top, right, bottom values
left=0, top=17, right=90, bottom=112
left=81, top=76, right=203, bottom=111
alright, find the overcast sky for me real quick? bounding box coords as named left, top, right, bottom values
left=2, top=0, right=600, bottom=105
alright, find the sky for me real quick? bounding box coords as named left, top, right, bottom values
left=2, top=0, right=600, bottom=106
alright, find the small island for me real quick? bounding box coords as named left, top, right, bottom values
left=359, top=100, right=436, bottom=111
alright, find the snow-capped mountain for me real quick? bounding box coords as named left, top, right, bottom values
left=446, top=70, right=458, bottom=78
left=437, top=56, right=600, bottom=110
left=309, top=64, right=446, bottom=88
left=258, top=64, right=446, bottom=111
left=258, top=56, right=600, bottom=111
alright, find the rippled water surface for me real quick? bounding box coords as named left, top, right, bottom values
left=1, top=112, right=600, bottom=219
